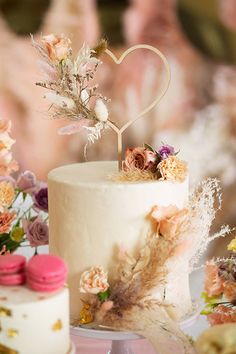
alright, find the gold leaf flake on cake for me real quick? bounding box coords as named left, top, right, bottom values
left=0, top=307, right=12, bottom=317
left=38, top=296, right=46, bottom=301
left=52, top=319, right=63, bottom=331
left=0, top=343, right=18, bottom=354
left=7, top=329, right=19, bottom=338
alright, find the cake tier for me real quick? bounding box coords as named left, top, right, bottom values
left=48, top=161, right=191, bottom=320
left=0, top=286, right=72, bottom=354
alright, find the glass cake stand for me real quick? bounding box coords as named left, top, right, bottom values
left=70, top=303, right=200, bottom=354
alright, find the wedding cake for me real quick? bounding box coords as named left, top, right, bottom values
left=48, top=157, right=191, bottom=321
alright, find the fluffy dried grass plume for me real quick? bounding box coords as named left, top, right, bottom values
left=159, top=156, right=187, bottom=182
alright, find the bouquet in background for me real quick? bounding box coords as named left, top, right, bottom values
left=0, top=117, right=48, bottom=254
left=201, top=235, right=236, bottom=325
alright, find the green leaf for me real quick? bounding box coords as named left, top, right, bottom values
left=98, top=289, right=110, bottom=302
left=144, top=143, right=155, bottom=152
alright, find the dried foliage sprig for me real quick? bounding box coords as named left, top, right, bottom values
left=32, top=34, right=112, bottom=146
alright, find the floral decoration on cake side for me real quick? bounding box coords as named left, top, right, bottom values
left=111, top=143, right=188, bottom=182
left=201, top=235, right=236, bottom=325
left=75, top=179, right=231, bottom=354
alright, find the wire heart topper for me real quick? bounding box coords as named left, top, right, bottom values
left=104, top=44, right=171, bottom=170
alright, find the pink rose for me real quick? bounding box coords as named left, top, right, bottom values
left=123, top=147, right=158, bottom=172
left=41, top=34, right=71, bottom=62
left=17, top=171, right=37, bottom=193
left=204, top=261, right=225, bottom=297
left=24, top=217, right=49, bottom=247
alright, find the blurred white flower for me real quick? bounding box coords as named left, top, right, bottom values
left=94, top=99, right=108, bottom=122
left=80, top=89, right=90, bottom=107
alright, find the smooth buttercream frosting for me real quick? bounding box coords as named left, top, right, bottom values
left=48, top=161, right=191, bottom=320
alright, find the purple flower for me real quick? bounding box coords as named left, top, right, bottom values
left=24, top=217, right=49, bottom=247
left=34, top=186, right=48, bottom=212
left=17, top=171, right=36, bottom=193
left=158, top=144, right=175, bottom=160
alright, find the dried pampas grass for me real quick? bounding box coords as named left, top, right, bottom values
left=109, top=169, right=158, bottom=182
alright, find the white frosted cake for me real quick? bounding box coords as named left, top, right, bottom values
left=0, top=286, right=74, bottom=354
left=48, top=160, right=192, bottom=321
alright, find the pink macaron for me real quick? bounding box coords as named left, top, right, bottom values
left=0, top=254, right=26, bottom=285
left=26, top=254, right=67, bottom=292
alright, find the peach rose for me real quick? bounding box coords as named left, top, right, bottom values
left=123, top=147, right=158, bottom=172
left=0, top=181, right=15, bottom=211
left=204, top=261, right=225, bottom=297
left=207, top=305, right=236, bottom=326
left=0, top=211, right=16, bottom=233
left=80, top=266, right=109, bottom=294
left=151, top=205, right=188, bottom=240
left=223, top=281, right=236, bottom=302
left=158, top=156, right=187, bottom=182
left=41, top=34, right=71, bottom=62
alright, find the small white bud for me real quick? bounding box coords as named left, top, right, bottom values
left=94, top=99, right=108, bottom=122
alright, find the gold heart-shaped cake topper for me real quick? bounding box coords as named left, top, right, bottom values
left=104, top=45, right=171, bottom=170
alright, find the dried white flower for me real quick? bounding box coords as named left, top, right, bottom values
left=73, top=44, right=99, bottom=76
left=80, top=89, right=89, bottom=107
left=94, top=99, right=108, bottom=122
left=44, top=92, right=76, bottom=110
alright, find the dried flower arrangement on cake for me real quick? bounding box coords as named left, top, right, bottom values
left=75, top=179, right=231, bottom=354
left=111, top=143, right=188, bottom=182
left=201, top=235, right=236, bottom=325
left=32, top=34, right=113, bottom=146
left=0, top=118, right=49, bottom=254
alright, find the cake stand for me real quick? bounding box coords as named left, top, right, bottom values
left=70, top=304, right=200, bottom=354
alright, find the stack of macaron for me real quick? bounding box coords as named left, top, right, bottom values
left=0, top=254, right=26, bottom=285
left=0, top=254, right=67, bottom=292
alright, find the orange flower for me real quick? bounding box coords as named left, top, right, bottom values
left=223, top=281, right=236, bottom=302
left=205, top=261, right=225, bottom=297
left=158, top=156, right=188, bottom=182
left=0, top=211, right=16, bottom=233
left=0, top=181, right=15, bottom=210
left=151, top=205, right=188, bottom=240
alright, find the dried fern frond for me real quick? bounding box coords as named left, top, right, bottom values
left=92, top=39, right=108, bottom=58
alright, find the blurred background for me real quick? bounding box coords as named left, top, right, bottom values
left=0, top=0, right=236, bottom=256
